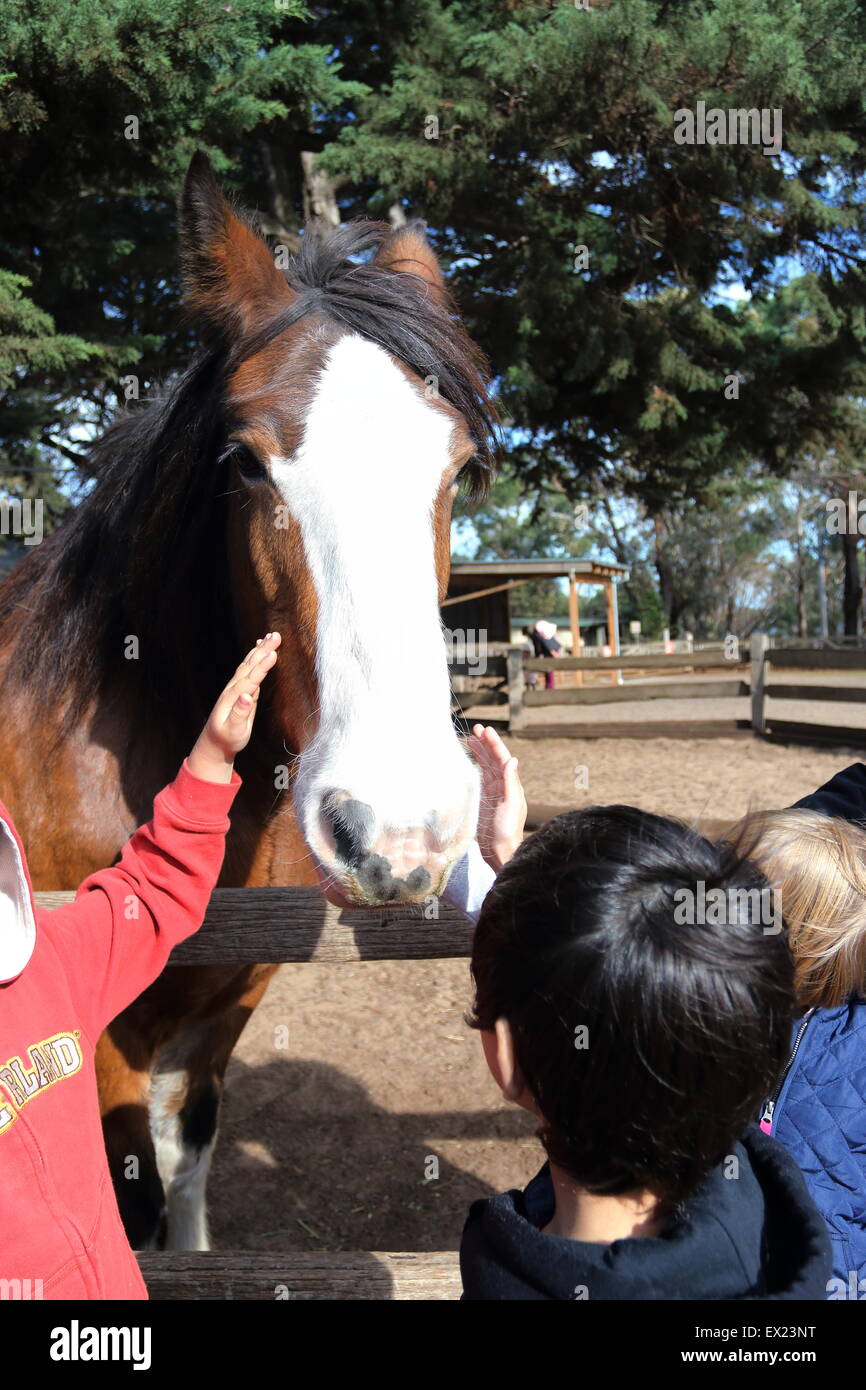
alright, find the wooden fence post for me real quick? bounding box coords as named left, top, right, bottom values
left=568, top=570, right=583, bottom=687
left=751, top=632, right=768, bottom=733
left=506, top=645, right=527, bottom=731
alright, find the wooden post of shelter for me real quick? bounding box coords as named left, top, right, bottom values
left=568, top=570, right=582, bottom=688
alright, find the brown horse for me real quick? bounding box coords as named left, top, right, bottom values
left=0, top=152, right=497, bottom=1249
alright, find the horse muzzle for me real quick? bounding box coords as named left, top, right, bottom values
left=307, top=787, right=474, bottom=907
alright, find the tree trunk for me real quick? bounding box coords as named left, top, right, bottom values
left=257, top=139, right=301, bottom=251
left=599, top=493, right=628, bottom=565
left=652, top=514, right=677, bottom=630
left=600, top=492, right=646, bottom=619
left=795, top=516, right=808, bottom=638
left=842, top=530, right=861, bottom=636
left=300, top=151, right=341, bottom=228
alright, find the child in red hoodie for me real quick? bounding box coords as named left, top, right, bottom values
left=0, top=631, right=281, bottom=1300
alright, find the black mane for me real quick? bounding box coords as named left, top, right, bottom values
left=0, top=219, right=499, bottom=739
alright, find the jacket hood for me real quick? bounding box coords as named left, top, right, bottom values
left=460, top=1126, right=831, bottom=1301
left=0, top=798, right=37, bottom=984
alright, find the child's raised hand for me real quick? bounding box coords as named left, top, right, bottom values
left=188, top=632, right=281, bottom=783
left=470, top=723, right=528, bottom=871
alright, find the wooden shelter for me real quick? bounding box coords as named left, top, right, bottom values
left=442, top=558, right=629, bottom=660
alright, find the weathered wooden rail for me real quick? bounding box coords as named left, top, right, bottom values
left=752, top=644, right=866, bottom=747
left=34, top=888, right=475, bottom=964
left=135, top=1250, right=461, bottom=1301
left=451, top=642, right=754, bottom=737
left=451, top=637, right=866, bottom=746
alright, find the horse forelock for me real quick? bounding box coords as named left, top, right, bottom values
left=225, top=219, right=498, bottom=497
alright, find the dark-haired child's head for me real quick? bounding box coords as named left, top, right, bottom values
left=469, top=805, right=794, bottom=1214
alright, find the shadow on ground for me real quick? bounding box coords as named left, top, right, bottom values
left=209, top=1053, right=538, bottom=1252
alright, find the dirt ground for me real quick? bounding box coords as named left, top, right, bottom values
left=210, top=728, right=863, bottom=1255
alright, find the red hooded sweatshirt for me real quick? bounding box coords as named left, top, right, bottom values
left=0, top=758, right=240, bottom=1299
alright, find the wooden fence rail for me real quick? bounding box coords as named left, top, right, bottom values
left=765, top=648, right=866, bottom=671
left=136, top=1250, right=461, bottom=1301
left=751, top=643, right=866, bottom=747
left=523, top=651, right=747, bottom=672
left=524, top=679, right=748, bottom=706
left=34, top=888, right=475, bottom=964
left=450, top=636, right=866, bottom=745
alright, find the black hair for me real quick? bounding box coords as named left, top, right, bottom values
left=468, top=805, right=794, bottom=1212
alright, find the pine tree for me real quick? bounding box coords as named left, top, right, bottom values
left=0, top=0, right=367, bottom=503
left=321, top=0, right=866, bottom=507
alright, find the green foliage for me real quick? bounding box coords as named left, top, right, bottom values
left=0, top=268, right=111, bottom=530
left=2, top=0, right=866, bottom=637
left=454, top=464, right=605, bottom=614
left=323, top=0, right=866, bottom=510
left=0, top=271, right=102, bottom=390
left=0, top=0, right=367, bottom=510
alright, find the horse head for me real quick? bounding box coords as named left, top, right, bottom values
left=180, top=153, right=497, bottom=908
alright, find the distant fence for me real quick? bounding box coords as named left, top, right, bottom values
left=752, top=642, right=866, bottom=747
left=450, top=637, right=866, bottom=747
left=450, top=642, right=752, bottom=739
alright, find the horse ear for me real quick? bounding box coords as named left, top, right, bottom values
left=179, top=150, right=292, bottom=336
left=374, top=221, right=449, bottom=306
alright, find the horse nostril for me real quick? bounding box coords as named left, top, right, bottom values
left=320, top=791, right=375, bottom=868
left=355, top=857, right=431, bottom=902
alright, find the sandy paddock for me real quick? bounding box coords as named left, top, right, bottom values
left=209, top=731, right=864, bottom=1254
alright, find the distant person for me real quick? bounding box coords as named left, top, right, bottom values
left=529, top=620, right=561, bottom=690
left=519, top=627, right=539, bottom=689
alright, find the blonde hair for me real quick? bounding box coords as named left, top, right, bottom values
left=723, top=808, right=866, bottom=1010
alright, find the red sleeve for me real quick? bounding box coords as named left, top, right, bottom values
left=39, top=758, right=241, bottom=1040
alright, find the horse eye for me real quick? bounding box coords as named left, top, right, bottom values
left=230, top=444, right=267, bottom=481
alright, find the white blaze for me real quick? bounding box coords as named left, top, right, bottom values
left=271, top=332, right=478, bottom=859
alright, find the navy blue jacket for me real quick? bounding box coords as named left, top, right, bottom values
left=460, top=1127, right=830, bottom=1300
left=767, top=764, right=866, bottom=1292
